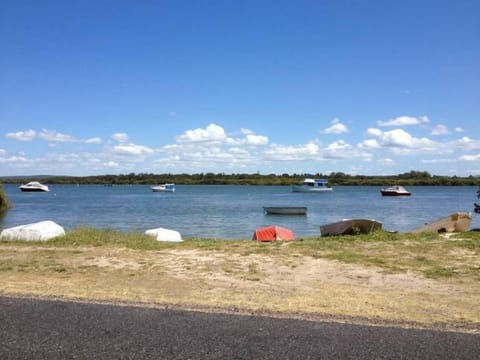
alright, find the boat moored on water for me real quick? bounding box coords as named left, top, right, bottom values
left=320, top=219, right=383, bottom=236
left=18, top=181, right=49, bottom=192
left=151, top=183, right=175, bottom=192
left=380, top=185, right=411, bottom=196
left=263, top=206, right=307, bottom=215
left=292, top=178, right=332, bottom=193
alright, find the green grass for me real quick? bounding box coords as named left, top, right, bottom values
left=2, top=228, right=479, bottom=280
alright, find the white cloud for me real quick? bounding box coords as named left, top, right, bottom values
left=324, top=140, right=354, bottom=159
left=104, top=161, right=119, bottom=168
left=378, top=158, right=395, bottom=165
left=459, top=154, right=480, bottom=161
left=378, top=115, right=429, bottom=127
left=85, top=137, right=102, bottom=144
left=264, top=142, right=319, bottom=161
left=0, top=149, right=6, bottom=156
left=114, top=144, right=154, bottom=156
left=322, top=118, right=348, bottom=134
left=5, top=129, right=36, bottom=141
left=454, top=127, right=464, bottom=133
left=177, top=123, right=227, bottom=143
left=245, top=134, right=268, bottom=146
left=430, top=124, right=449, bottom=135
left=369, top=128, right=437, bottom=151
left=112, top=133, right=130, bottom=143
left=455, top=137, right=480, bottom=150
left=367, top=128, right=383, bottom=137
left=358, top=139, right=380, bottom=149
left=39, top=129, right=76, bottom=142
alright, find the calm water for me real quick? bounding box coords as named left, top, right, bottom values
left=2, top=184, right=479, bottom=239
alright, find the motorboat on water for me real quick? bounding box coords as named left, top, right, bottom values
left=292, top=178, right=333, bottom=193
left=151, top=183, right=175, bottom=192
left=411, top=212, right=472, bottom=233
left=320, top=219, right=383, bottom=236
left=18, top=181, right=49, bottom=192
left=380, top=185, right=411, bottom=196
left=263, top=206, right=307, bottom=215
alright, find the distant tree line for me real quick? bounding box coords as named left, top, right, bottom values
left=1, top=171, right=480, bottom=186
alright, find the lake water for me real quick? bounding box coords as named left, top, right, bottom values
left=2, top=184, right=479, bottom=239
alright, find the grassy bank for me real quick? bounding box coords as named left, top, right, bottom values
left=1, top=229, right=479, bottom=331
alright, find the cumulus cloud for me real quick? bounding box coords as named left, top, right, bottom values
left=112, top=133, right=130, bottom=143
left=177, top=123, right=227, bottom=143
left=430, top=124, right=449, bottom=135
left=104, top=161, right=119, bottom=168
left=378, top=116, right=429, bottom=127
left=85, top=137, right=102, bottom=144
left=456, top=137, right=480, bottom=150
left=459, top=154, right=480, bottom=161
left=39, top=129, right=76, bottom=142
left=5, top=129, right=36, bottom=141
left=114, top=144, right=154, bottom=156
left=322, top=118, right=348, bottom=134
left=264, top=142, right=319, bottom=161
left=6, top=128, right=102, bottom=145
left=378, top=158, right=395, bottom=165
left=369, top=128, right=437, bottom=150
left=0, top=149, right=6, bottom=156
left=454, top=127, right=464, bottom=133
left=358, top=139, right=380, bottom=149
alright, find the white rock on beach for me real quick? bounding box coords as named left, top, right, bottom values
left=145, top=227, right=183, bottom=242
left=0, top=220, right=65, bottom=241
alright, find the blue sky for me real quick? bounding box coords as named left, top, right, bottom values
left=1, top=0, right=479, bottom=177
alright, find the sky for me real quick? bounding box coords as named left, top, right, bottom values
left=0, top=0, right=479, bottom=177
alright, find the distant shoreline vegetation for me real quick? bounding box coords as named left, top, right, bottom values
left=1, top=171, right=480, bottom=186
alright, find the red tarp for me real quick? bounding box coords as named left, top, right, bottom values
left=252, top=226, right=295, bottom=242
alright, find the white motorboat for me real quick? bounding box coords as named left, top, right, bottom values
left=380, top=185, right=411, bottom=196
left=320, top=219, right=383, bottom=236
left=263, top=206, right=307, bottom=215
left=18, top=181, right=49, bottom=192
left=151, top=183, right=175, bottom=192
left=292, top=178, right=333, bottom=193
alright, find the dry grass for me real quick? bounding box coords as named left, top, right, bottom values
left=0, top=229, right=479, bottom=332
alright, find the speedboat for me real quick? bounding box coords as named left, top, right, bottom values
left=320, top=219, right=383, bottom=236
left=380, top=185, right=411, bottom=196
left=151, top=183, right=175, bottom=192
left=18, top=181, right=49, bottom=192
left=292, top=178, right=333, bottom=193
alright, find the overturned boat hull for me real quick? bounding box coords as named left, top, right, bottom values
left=320, top=219, right=383, bottom=236
left=411, top=212, right=472, bottom=233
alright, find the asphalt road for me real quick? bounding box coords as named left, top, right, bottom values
left=0, top=296, right=478, bottom=359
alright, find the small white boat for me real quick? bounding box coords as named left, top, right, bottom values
left=380, top=185, right=411, bottom=196
left=263, top=206, right=307, bottom=215
left=292, top=178, right=333, bottom=193
left=320, top=219, right=383, bottom=236
left=411, top=212, right=472, bottom=233
left=18, top=181, right=49, bottom=192
left=151, top=183, right=175, bottom=192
